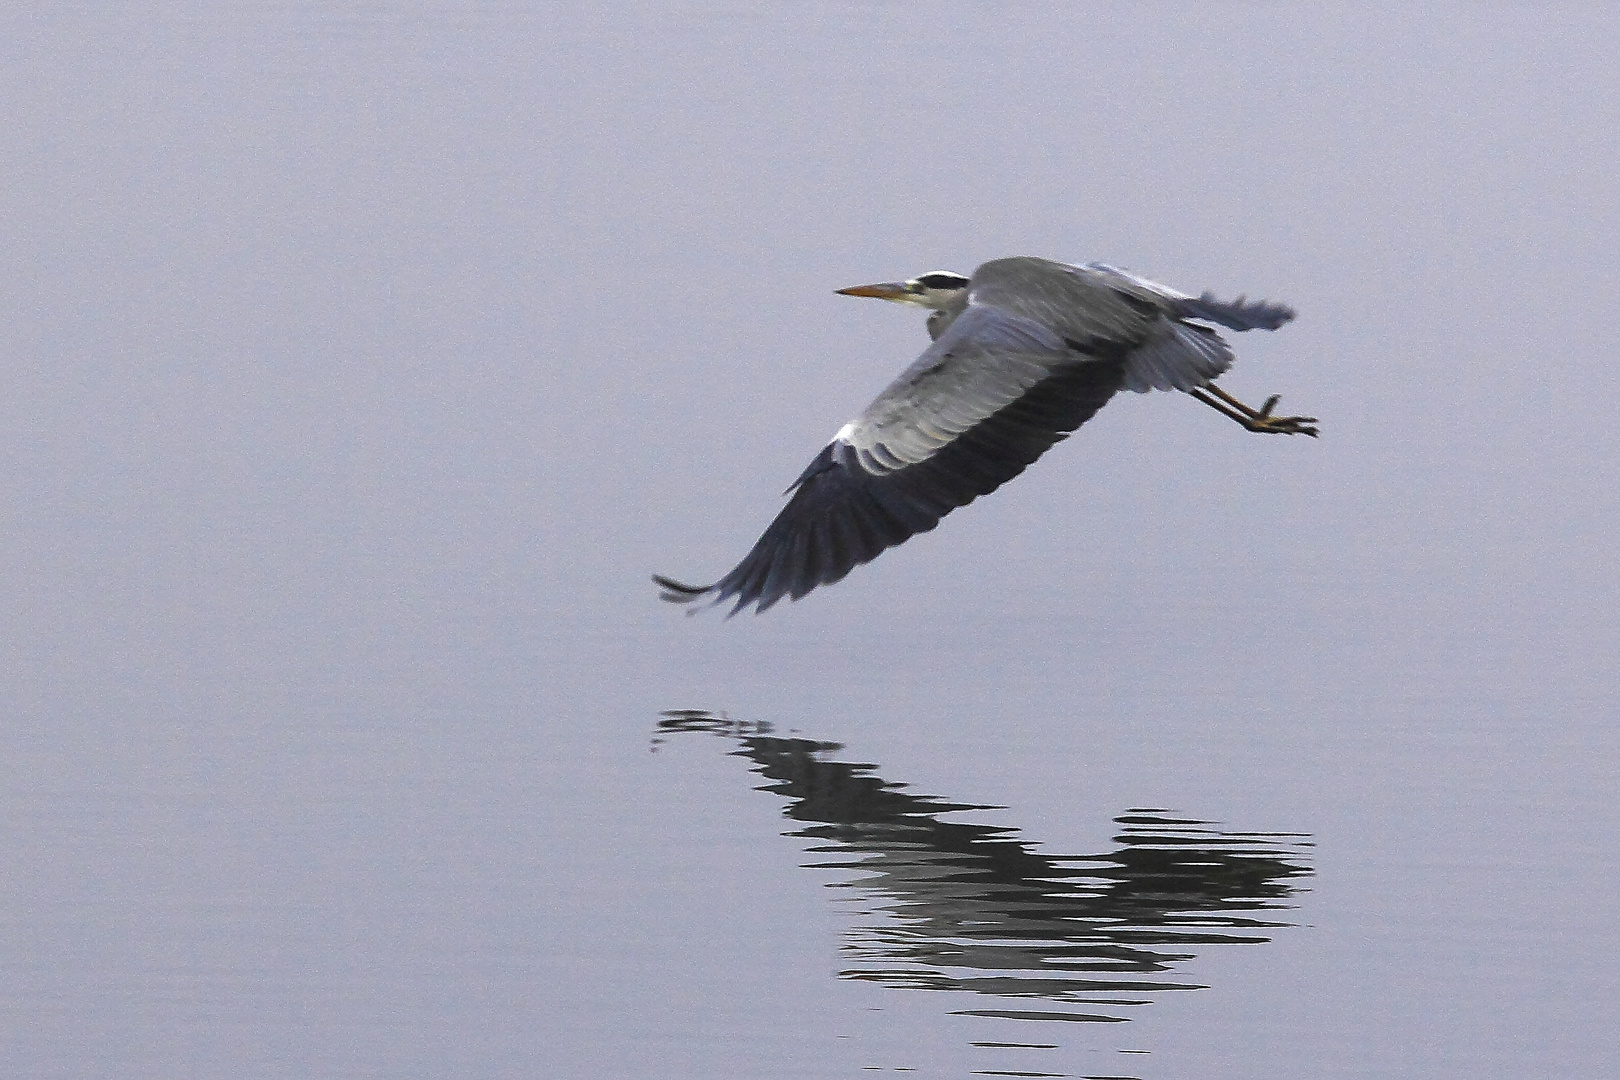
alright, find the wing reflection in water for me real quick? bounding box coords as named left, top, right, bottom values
left=655, top=710, right=1312, bottom=1026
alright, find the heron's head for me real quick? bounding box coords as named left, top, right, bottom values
left=836, top=270, right=968, bottom=311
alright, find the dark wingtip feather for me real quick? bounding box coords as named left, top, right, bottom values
left=653, top=573, right=713, bottom=604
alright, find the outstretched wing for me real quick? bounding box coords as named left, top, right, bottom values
left=655, top=303, right=1127, bottom=615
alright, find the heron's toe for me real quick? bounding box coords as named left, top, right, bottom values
left=1263, top=416, right=1318, bottom=437
left=1245, top=395, right=1317, bottom=436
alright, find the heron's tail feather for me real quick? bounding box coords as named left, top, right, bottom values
left=1178, top=292, right=1295, bottom=332
left=653, top=574, right=714, bottom=605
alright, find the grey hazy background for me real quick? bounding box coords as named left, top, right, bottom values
left=2, top=3, right=1616, bottom=1078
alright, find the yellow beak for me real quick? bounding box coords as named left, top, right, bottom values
left=834, top=281, right=913, bottom=301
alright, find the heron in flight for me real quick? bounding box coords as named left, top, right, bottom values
left=656, top=256, right=1315, bottom=615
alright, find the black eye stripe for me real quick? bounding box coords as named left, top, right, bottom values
left=916, top=272, right=969, bottom=290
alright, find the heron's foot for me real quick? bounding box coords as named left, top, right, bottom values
left=1190, top=386, right=1319, bottom=437
left=1239, top=395, right=1318, bottom=438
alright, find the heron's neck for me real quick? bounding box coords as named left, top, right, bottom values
left=924, top=292, right=969, bottom=341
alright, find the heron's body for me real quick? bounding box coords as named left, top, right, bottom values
left=657, top=256, right=1314, bottom=615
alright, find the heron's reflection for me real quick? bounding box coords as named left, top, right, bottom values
left=655, top=710, right=1312, bottom=1025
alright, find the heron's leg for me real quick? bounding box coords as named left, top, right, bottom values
left=1189, top=384, right=1318, bottom=437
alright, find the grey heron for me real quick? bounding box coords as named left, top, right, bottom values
left=655, top=256, right=1315, bottom=615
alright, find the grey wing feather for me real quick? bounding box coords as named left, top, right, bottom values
left=1075, top=260, right=1292, bottom=391
left=968, top=258, right=1159, bottom=348
left=1119, top=321, right=1234, bottom=392
left=1083, top=260, right=1295, bottom=330
left=845, top=304, right=1073, bottom=472
left=1080, top=262, right=1197, bottom=301
left=1175, top=291, right=1295, bottom=331
left=967, top=258, right=1225, bottom=394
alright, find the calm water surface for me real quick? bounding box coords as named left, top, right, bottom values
left=2, top=3, right=1616, bottom=1078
